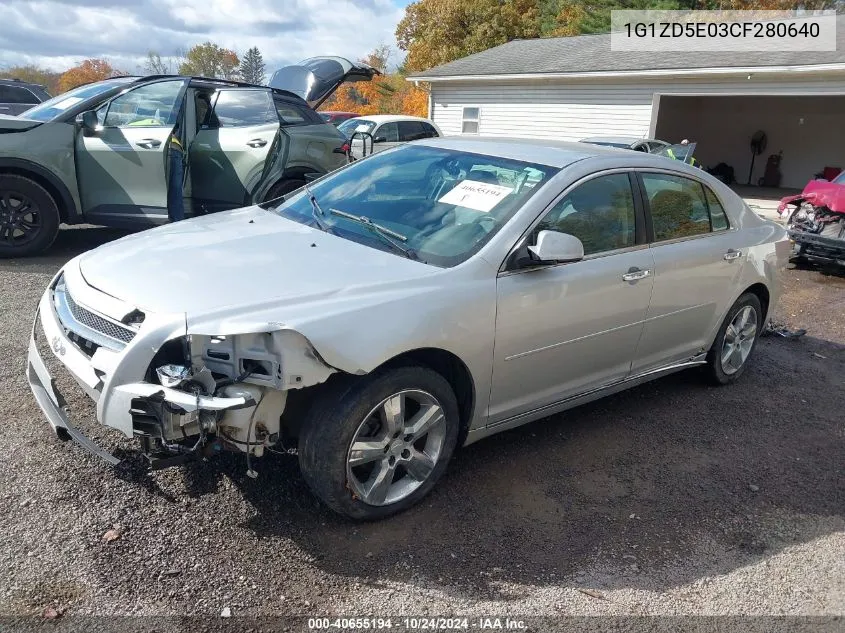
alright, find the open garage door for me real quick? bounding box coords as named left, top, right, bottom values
left=653, top=95, right=845, bottom=190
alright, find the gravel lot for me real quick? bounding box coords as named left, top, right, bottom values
left=0, top=226, right=843, bottom=621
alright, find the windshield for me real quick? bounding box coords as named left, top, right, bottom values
left=833, top=171, right=845, bottom=185
left=20, top=77, right=135, bottom=121
left=269, top=144, right=557, bottom=267
left=337, top=118, right=375, bottom=137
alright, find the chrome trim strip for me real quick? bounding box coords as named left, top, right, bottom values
left=53, top=285, right=129, bottom=352
left=489, top=354, right=707, bottom=429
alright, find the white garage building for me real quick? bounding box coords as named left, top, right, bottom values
left=410, top=17, right=845, bottom=189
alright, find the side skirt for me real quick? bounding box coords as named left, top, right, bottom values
left=464, top=354, right=707, bottom=446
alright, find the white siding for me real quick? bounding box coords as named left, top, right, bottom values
left=430, top=73, right=845, bottom=140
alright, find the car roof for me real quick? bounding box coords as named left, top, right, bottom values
left=0, top=77, right=47, bottom=90
left=580, top=136, right=649, bottom=145
left=416, top=136, right=667, bottom=168
left=353, top=114, right=434, bottom=123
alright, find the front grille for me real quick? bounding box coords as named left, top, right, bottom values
left=63, top=289, right=136, bottom=344
left=52, top=274, right=139, bottom=352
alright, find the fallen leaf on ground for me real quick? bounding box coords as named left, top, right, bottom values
left=102, top=529, right=121, bottom=542
left=42, top=606, right=63, bottom=619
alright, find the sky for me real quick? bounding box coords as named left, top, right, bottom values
left=0, top=0, right=414, bottom=73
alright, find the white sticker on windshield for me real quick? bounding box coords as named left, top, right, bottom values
left=355, top=124, right=371, bottom=132
left=438, top=179, right=513, bottom=212
left=51, top=96, right=83, bottom=110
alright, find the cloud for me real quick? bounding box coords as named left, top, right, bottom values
left=0, top=0, right=405, bottom=74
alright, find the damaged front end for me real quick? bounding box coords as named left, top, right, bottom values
left=779, top=180, right=845, bottom=266
left=27, top=265, right=337, bottom=473
left=131, top=330, right=336, bottom=471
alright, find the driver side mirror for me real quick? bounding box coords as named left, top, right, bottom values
left=528, top=230, right=584, bottom=264
left=373, top=136, right=387, bottom=143
left=77, top=109, right=99, bottom=134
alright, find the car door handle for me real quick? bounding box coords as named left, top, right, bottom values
left=247, top=139, right=268, bottom=148
left=622, top=268, right=651, bottom=282
left=724, top=249, right=742, bottom=261
left=136, top=139, right=161, bottom=149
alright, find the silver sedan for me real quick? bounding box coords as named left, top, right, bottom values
left=27, top=137, right=790, bottom=519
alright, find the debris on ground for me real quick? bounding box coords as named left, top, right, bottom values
left=763, top=322, right=807, bottom=340
left=577, top=588, right=608, bottom=600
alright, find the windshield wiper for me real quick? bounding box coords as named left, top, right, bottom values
left=328, top=208, right=417, bottom=260
left=304, top=182, right=330, bottom=231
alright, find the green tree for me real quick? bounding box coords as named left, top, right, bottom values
left=239, top=47, right=266, bottom=84
left=178, top=42, right=240, bottom=79
left=396, top=0, right=541, bottom=72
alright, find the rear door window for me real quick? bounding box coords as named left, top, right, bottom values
left=641, top=173, right=721, bottom=241
left=211, top=89, right=277, bottom=127
left=274, top=100, right=310, bottom=126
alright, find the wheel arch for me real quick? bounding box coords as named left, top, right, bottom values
left=743, top=282, right=770, bottom=322
left=378, top=347, right=476, bottom=444
left=0, top=158, right=80, bottom=223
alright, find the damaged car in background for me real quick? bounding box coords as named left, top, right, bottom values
left=28, top=138, right=788, bottom=520
left=779, top=171, right=845, bottom=267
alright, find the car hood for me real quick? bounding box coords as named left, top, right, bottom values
left=0, top=114, right=41, bottom=132
left=268, top=56, right=380, bottom=108
left=77, top=206, right=438, bottom=316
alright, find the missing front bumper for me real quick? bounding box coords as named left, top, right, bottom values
left=27, top=321, right=121, bottom=465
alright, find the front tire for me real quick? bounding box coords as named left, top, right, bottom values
left=264, top=179, right=306, bottom=202
left=298, top=366, right=460, bottom=520
left=0, top=175, right=60, bottom=258
left=705, top=292, right=763, bottom=385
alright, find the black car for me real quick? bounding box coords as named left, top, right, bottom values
left=0, top=78, right=50, bottom=116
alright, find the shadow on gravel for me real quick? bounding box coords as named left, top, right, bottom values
left=209, top=335, right=844, bottom=599
left=0, top=226, right=130, bottom=274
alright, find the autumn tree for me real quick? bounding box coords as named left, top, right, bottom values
left=0, top=65, right=61, bottom=95
left=58, top=59, right=120, bottom=93
left=239, top=47, right=266, bottom=84
left=178, top=42, right=240, bottom=79
left=397, top=0, right=541, bottom=72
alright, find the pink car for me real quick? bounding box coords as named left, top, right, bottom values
left=779, top=172, right=845, bottom=266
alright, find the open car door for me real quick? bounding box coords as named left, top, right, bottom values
left=268, top=56, right=380, bottom=109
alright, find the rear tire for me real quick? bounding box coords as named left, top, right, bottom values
left=298, top=366, right=460, bottom=520
left=264, top=179, right=305, bottom=202
left=0, top=174, right=60, bottom=258
left=705, top=292, right=763, bottom=385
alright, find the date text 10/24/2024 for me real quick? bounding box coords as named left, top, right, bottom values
left=308, top=618, right=528, bottom=630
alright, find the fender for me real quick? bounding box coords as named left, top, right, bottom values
left=0, top=157, right=81, bottom=223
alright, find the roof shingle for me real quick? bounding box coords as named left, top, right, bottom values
left=410, top=15, right=845, bottom=79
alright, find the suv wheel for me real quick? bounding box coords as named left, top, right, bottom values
left=0, top=175, right=60, bottom=258
left=265, top=179, right=305, bottom=202
left=705, top=292, right=763, bottom=385
left=298, top=366, right=460, bottom=520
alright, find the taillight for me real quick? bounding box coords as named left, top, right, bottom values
left=333, top=143, right=351, bottom=155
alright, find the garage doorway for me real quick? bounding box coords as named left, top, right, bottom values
left=652, top=95, right=845, bottom=190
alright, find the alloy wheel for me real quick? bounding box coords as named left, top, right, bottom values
left=0, top=191, right=42, bottom=248
left=720, top=305, right=758, bottom=375
left=346, top=389, right=447, bottom=506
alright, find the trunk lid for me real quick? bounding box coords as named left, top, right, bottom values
left=268, top=56, right=380, bottom=108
